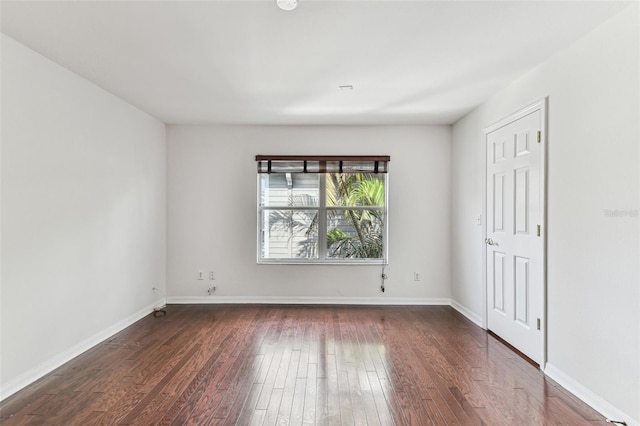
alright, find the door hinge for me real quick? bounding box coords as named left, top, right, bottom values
left=537, top=224, right=541, bottom=237
left=537, top=318, right=541, bottom=330
left=537, top=130, right=541, bottom=143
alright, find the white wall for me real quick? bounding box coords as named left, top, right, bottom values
left=167, top=125, right=451, bottom=303
left=0, top=35, right=167, bottom=398
left=451, top=4, right=639, bottom=423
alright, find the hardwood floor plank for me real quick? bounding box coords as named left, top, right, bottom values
left=255, top=346, right=285, bottom=410
left=367, top=371, right=395, bottom=426
left=263, top=387, right=284, bottom=426
left=335, top=321, right=355, bottom=425
left=186, top=346, right=254, bottom=425
left=119, top=343, right=202, bottom=424
left=249, top=408, right=266, bottom=426
left=161, top=327, right=240, bottom=423
left=346, top=362, right=370, bottom=425
left=276, top=350, right=301, bottom=425
left=98, top=387, right=146, bottom=425
left=302, top=363, right=318, bottom=425
left=406, top=384, right=437, bottom=426
left=325, top=354, right=341, bottom=425
left=214, top=353, right=266, bottom=422
left=0, top=393, right=56, bottom=425
left=289, top=378, right=307, bottom=426
left=234, top=382, right=264, bottom=426
left=315, top=377, right=329, bottom=424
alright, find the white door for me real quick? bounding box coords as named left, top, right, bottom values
left=485, top=105, right=545, bottom=365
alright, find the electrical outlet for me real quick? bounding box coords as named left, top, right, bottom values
left=414, top=272, right=421, bottom=281
left=209, top=271, right=215, bottom=280
left=198, top=271, right=204, bottom=280
left=207, top=286, right=216, bottom=295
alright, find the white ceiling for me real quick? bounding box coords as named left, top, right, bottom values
left=1, top=1, right=631, bottom=125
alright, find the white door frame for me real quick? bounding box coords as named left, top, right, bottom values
left=481, top=98, right=548, bottom=369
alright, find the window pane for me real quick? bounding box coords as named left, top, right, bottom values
left=261, top=209, right=318, bottom=259
left=260, top=174, right=319, bottom=207
left=326, top=209, right=384, bottom=259
left=326, top=173, right=385, bottom=207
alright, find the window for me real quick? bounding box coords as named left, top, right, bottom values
left=257, top=156, right=389, bottom=264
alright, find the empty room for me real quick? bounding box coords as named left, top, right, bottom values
left=1, top=0, right=638, bottom=425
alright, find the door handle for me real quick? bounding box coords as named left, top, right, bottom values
left=485, top=238, right=495, bottom=246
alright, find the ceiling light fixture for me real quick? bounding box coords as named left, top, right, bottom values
left=338, top=85, right=354, bottom=91
left=276, top=0, right=297, bottom=11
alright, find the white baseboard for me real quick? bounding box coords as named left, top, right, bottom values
left=166, top=296, right=452, bottom=306
left=544, top=363, right=639, bottom=426
left=0, top=298, right=165, bottom=402
left=450, top=299, right=483, bottom=327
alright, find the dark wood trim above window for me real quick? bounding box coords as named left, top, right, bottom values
left=256, top=155, right=390, bottom=174
left=255, top=155, right=390, bottom=162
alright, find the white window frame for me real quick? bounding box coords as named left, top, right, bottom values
left=257, top=173, right=389, bottom=265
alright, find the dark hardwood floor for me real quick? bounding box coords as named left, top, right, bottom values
left=0, top=305, right=608, bottom=425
